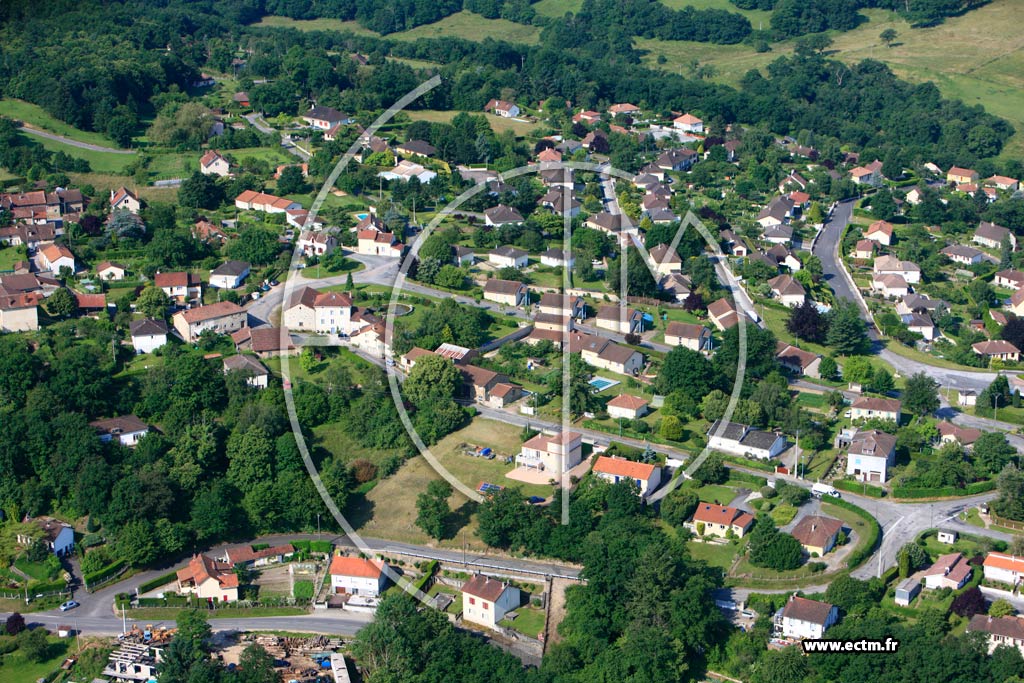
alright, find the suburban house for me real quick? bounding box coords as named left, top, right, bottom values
left=297, top=231, right=337, bottom=257
left=777, top=596, right=839, bottom=640
left=378, top=160, right=436, bottom=184
left=485, top=99, right=520, bottom=118
left=872, top=273, right=910, bottom=298
left=540, top=248, right=573, bottom=268
left=1011, top=289, right=1024, bottom=317
left=234, top=190, right=302, bottom=214
left=483, top=278, right=527, bottom=306
left=873, top=255, right=921, bottom=284
left=577, top=337, right=645, bottom=375
left=329, top=555, right=387, bottom=597
left=606, top=394, right=649, bottom=420
left=538, top=292, right=584, bottom=319
left=650, top=243, right=683, bottom=275
left=707, top=298, right=742, bottom=331
left=766, top=245, right=802, bottom=271
left=394, top=140, right=436, bottom=158
left=0, top=292, right=40, bottom=332
left=756, top=195, right=794, bottom=230
left=301, top=105, right=352, bottom=130
left=592, top=456, right=662, bottom=498
left=973, top=340, right=1020, bottom=362
left=90, top=415, right=150, bottom=446
left=199, top=150, right=230, bottom=177
left=921, top=552, right=972, bottom=590
left=983, top=552, right=1024, bottom=586
left=609, top=102, right=641, bottom=117
left=664, top=322, right=712, bottom=352
left=789, top=515, right=844, bottom=556
left=975, top=221, right=1016, bottom=250
left=905, top=312, right=938, bottom=341
left=516, top=431, right=584, bottom=474
left=573, top=110, right=602, bottom=124
left=846, top=429, right=897, bottom=483
left=672, top=113, right=703, bottom=133
left=849, top=164, right=883, bottom=187
left=690, top=503, right=754, bottom=539
left=864, top=220, right=893, bottom=246
left=775, top=343, right=823, bottom=378
left=896, top=293, right=948, bottom=319
left=16, top=517, right=74, bottom=557
left=987, top=175, right=1020, bottom=191
left=222, top=543, right=294, bottom=568
left=941, top=244, right=985, bottom=266
left=947, top=166, right=979, bottom=184
left=595, top=305, right=644, bottom=334
left=936, top=421, right=981, bottom=449
left=706, top=420, right=787, bottom=460
left=223, top=354, right=270, bottom=389
left=172, top=301, right=247, bottom=343
left=209, top=260, right=250, bottom=289
left=585, top=211, right=624, bottom=235
left=176, top=554, right=239, bottom=603
left=995, top=270, right=1024, bottom=290
left=767, top=274, right=806, bottom=307
left=850, top=396, right=901, bottom=422
left=459, top=364, right=522, bottom=408
left=656, top=147, right=698, bottom=172
left=356, top=230, right=402, bottom=257
left=484, top=205, right=524, bottom=226
left=660, top=273, right=694, bottom=302
left=453, top=245, right=476, bottom=266
left=462, top=575, right=521, bottom=631
left=968, top=615, right=1024, bottom=656
left=488, top=245, right=529, bottom=268
left=40, top=243, right=75, bottom=274
left=155, top=271, right=202, bottom=303
left=129, top=318, right=168, bottom=354
left=110, top=187, right=141, bottom=213
left=762, top=224, right=794, bottom=244
left=97, top=261, right=127, bottom=280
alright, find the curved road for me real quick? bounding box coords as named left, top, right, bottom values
left=17, top=125, right=134, bottom=154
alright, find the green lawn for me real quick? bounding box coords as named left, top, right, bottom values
left=686, top=539, right=742, bottom=570
left=688, top=482, right=739, bottom=505
left=427, top=583, right=463, bottom=614
left=961, top=507, right=985, bottom=528
left=407, top=109, right=538, bottom=137
left=0, top=98, right=124, bottom=148
left=533, top=0, right=583, bottom=17
left=0, top=635, right=70, bottom=683
left=500, top=604, right=546, bottom=638
left=769, top=503, right=798, bottom=526
left=0, top=245, right=27, bottom=272
left=19, top=132, right=135, bottom=174
left=13, top=557, right=56, bottom=582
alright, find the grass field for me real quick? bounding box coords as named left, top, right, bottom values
left=0, top=98, right=123, bottom=149
left=21, top=132, right=135, bottom=174
left=0, top=635, right=70, bottom=683
left=638, top=1, right=1024, bottom=159
left=500, top=604, right=546, bottom=637
left=533, top=0, right=583, bottom=18
left=0, top=246, right=27, bottom=272
left=660, top=0, right=772, bottom=26
left=407, top=109, right=539, bottom=137
left=686, top=538, right=742, bottom=570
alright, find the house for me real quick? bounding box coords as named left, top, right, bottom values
left=941, top=244, right=985, bottom=266
left=585, top=341, right=645, bottom=375
left=936, top=421, right=981, bottom=449
left=537, top=147, right=563, bottom=163
left=974, top=221, right=1016, bottom=250
left=872, top=272, right=913, bottom=299
left=849, top=165, right=883, bottom=187
left=656, top=148, right=698, bottom=172
left=853, top=240, right=875, bottom=260
left=460, top=364, right=522, bottom=408
left=609, top=103, right=641, bottom=117
left=606, top=394, right=649, bottom=420
left=16, top=517, right=74, bottom=557
left=538, top=188, right=581, bottom=217
left=350, top=321, right=390, bottom=359
left=973, top=340, right=1020, bottom=362
left=762, top=224, right=794, bottom=244
left=1011, top=289, right=1024, bottom=317
left=223, top=544, right=294, bottom=568
left=199, top=150, right=230, bottom=177
left=673, top=113, right=703, bottom=133
left=356, top=230, right=402, bottom=257
left=378, top=160, right=437, bottom=184
left=483, top=278, right=527, bottom=306
left=850, top=396, right=901, bottom=422
left=706, top=420, right=787, bottom=460
left=462, top=575, right=521, bottom=631
left=40, top=243, right=75, bottom=274
left=539, top=248, right=573, bottom=269
left=921, top=552, right=972, bottom=590
left=873, top=255, right=921, bottom=284
left=779, top=171, right=808, bottom=193
left=592, top=456, right=662, bottom=498
left=516, top=430, right=584, bottom=473
left=172, top=301, right=247, bottom=342
left=233, top=91, right=250, bottom=107
left=0, top=292, right=40, bottom=332
left=947, top=166, right=979, bottom=184
left=110, top=187, right=141, bottom=213
left=846, top=429, right=897, bottom=482
left=996, top=270, right=1024, bottom=291
left=234, top=189, right=301, bottom=214
left=154, top=272, right=202, bottom=303
left=707, top=297, right=744, bottom=331
left=282, top=287, right=363, bottom=335
left=297, top=230, right=337, bottom=257
left=896, top=293, right=948, bottom=319
left=894, top=577, right=921, bottom=607
left=766, top=245, right=802, bottom=272
left=97, top=261, right=127, bottom=281
left=394, top=140, right=436, bottom=158
left=130, top=318, right=168, bottom=354
left=649, top=243, right=683, bottom=275
left=223, top=354, right=270, bottom=389
left=864, top=220, right=893, bottom=246
left=987, top=175, right=1021, bottom=192
left=756, top=196, right=794, bottom=230
left=90, top=415, right=150, bottom=447
left=452, top=245, right=476, bottom=266
left=573, top=110, right=602, bottom=124
left=485, top=99, right=520, bottom=118
left=484, top=205, right=524, bottom=227
left=789, top=515, right=844, bottom=556
left=776, top=343, right=822, bottom=378
left=209, top=260, right=250, bottom=289
left=595, top=305, right=644, bottom=334
left=690, top=503, right=754, bottom=538
left=778, top=596, right=839, bottom=640
left=538, top=292, right=584, bottom=318
left=968, top=615, right=1024, bottom=656
left=984, top=552, right=1024, bottom=586
left=660, top=273, right=694, bottom=302
left=905, top=187, right=924, bottom=205
left=176, top=554, right=239, bottom=603
left=664, top=322, right=712, bottom=352
left=767, top=274, right=806, bottom=307
left=905, top=312, right=938, bottom=341
left=329, top=555, right=387, bottom=597
left=488, top=245, right=529, bottom=269
left=302, top=105, right=352, bottom=130
left=585, top=211, right=624, bottom=235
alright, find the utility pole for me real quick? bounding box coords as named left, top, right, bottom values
left=317, top=513, right=321, bottom=540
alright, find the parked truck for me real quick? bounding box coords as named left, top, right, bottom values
left=812, top=483, right=841, bottom=498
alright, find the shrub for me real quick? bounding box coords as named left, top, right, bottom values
left=760, top=485, right=778, bottom=499
left=351, top=459, right=379, bottom=484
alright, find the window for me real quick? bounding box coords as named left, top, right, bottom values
left=482, top=602, right=489, bottom=610
left=468, top=597, right=475, bottom=605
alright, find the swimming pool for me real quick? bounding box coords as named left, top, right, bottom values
left=355, top=212, right=369, bottom=220
left=589, top=377, right=619, bottom=392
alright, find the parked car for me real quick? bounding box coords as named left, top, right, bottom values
left=59, top=600, right=79, bottom=611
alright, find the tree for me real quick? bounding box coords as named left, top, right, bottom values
left=237, top=644, right=280, bottom=683
left=655, top=346, right=720, bottom=402
left=748, top=516, right=803, bottom=571
left=951, top=586, right=987, bottom=617
left=415, top=480, right=452, bottom=540
left=45, top=287, right=76, bottom=318
left=872, top=368, right=895, bottom=395
left=750, top=644, right=809, bottom=683
left=880, top=28, right=898, bottom=47
left=973, top=431, right=1017, bottom=477
left=477, top=486, right=536, bottom=549
left=136, top=287, right=171, bottom=319
left=178, top=171, right=224, bottom=210
left=659, top=414, right=686, bottom=441
left=786, top=299, right=826, bottom=343
left=818, top=356, right=838, bottom=381
left=660, top=487, right=699, bottom=527
left=4, top=612, right=25, bottom=636
left=990, top=598, right=1016, bottom=618
left=276, top=165, right=308, bottom=195
left=228, top=228, right=280, bottom=265
left=897, top=542, right=928, bottom=577
left=903, top=371, right=939, bottom=417
left=825, top=301, right=867, bottom=355
left=115, top=519, right=159, bottom=567
left=403, top=354, right=462, bottom=406
left=18, top=627, right=50, bottom=662
left=692, top=453, right=728, bottom=486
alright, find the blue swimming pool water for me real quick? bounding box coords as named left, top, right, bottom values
left=355, top=212, right=369, bottom=220
left=589, top=377, right=619, bottom=391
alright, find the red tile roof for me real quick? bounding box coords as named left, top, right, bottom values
left=593, top=455, right=657, bottom=480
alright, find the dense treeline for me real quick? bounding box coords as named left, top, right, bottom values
left=732, top=0, right=990, bottom=37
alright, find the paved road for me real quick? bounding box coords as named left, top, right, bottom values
left=17, top=125, right=134, bottom=154
left=244, top=113, right=312, bottom=161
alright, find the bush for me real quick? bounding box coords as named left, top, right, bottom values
left=137, top=570, right=181, bottom=595
left=830, top=498, right=881, bottom=569
left=809, top=562, right=827, bottom=573
left=4, top=613, right=25, bottom=636
left=833, top=478, right=886, bottom=497
left=760, top=485, right=778, bottom=499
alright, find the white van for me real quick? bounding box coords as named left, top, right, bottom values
left=812, top=483, right=841, bottom=498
